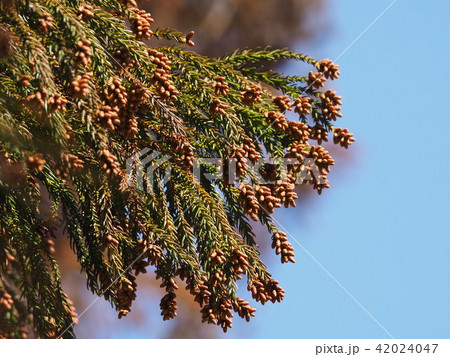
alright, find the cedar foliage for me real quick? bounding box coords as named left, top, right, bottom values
left=0, top=0, right=354, bottom=338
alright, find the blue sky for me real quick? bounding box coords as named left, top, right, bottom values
left=223, top=0, right=450, bottom=338
left=74, top=0, right=450, bottom=339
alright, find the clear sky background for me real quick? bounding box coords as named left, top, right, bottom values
left=223, top=0, right=450, bottom=339
left=74, top=0, right=450, bottom=339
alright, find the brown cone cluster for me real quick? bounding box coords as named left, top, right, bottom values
left=97, top=104, right=120, bottom=131
left=77, top=4, right=94, bottom=22
left=0, top=289, right=13, bottom=312
left=238, top=184, right=259, bottom=221
left=285, top=141, right=306, bottom=165
left=175, top=267, right=190, bottom=281
left=255, top=185, right=281, bottom=214
left=287, top=121, right=310, bottom=142
left=186, top=276, right=211, bottom=308
left=230, top=249, right=249, bottom=277
left=174, top=139, right=195, bottom=168
left=212, top=76, right=229, bottom=96
left=102, top=77, right=148, bottom=138
left=0, top=290, right=29, bottom=338
left=309, top=125, right=328, bottom=145
left=71, top=72, right=92, bottom=98
left=104, top=233, right=119, bottom=247
left=159, top=276, right=179, bottom=293
left=27, top=153, right=46, bottom=172
left=42, top=317, right=60, bottom=338
left=39, top=13, right=53, bottom=34
left=114, top=49, right=138, bottom=71
left=265, top=279, right=285, bottom=303
left=132, top=259, right=149, bottom=276
left=201, top=297, right=234, bottom=332
left=146, top=244, right=163, bottom=266
left=231, top=144, right=248, bottom=178
left=261, top=162, right=280, bottom=182
left=210, top=248, right=226, bottom=265
left=293, top=96, right=312, bottom=115
left=214, top=298, right=234, bottom=332
left=320, top=89, right=342, bottom=121
left=241, top=84, right=263, bottom=105
left=99, top=272, right=113, bottom=301
left=284, top=146, right=327, bottom=191
left=120, top=82, right=149, bottom=139
left=148, top=49, right=179, bottom=103
left=265, top=111, right=289, bottom=131
left=271, top=231, right=295, bottom=263
left=223, top=138, right=257, bottom=182
left=130, top=9, right=154, bottom=40
left=160, top=292, right=178, bottom=320
left=3, top=251, right=14, bottom=271
left=64, top=124, right=75, bottom=144
left=308, top=145, right=335, bottom=174
left=242, top=137, right=260, bottom=165
left=116, top=276, right=137, bottom=318
left=182, top=31, right=195, bottom=47
left=333, top=127, right=355, bottom=149
left=74, top=38, right=92, bottom=67
left=210, top=98, right=228, bottom=117
left=59, top=152, right=84, bottom=176
left=130, top=241, right=161, bottom=274
left=200, top=303, right=217, bottom=325
left=312, top=175, right=330, bottom=195
left=247, top=87, right=350, bottom=198
left=307, top=71, right=326, bottom=89
left=104, top=76, right=127, bottom=109
left=99, top=149, right=121, bottom=177
left=232, top=298, right=256, bottom=322
left=272, top=181, right=298, bottom=208
left=209, top=269, right=224, bottom=288
left=43, top=234, right=56, bottom=255
left=148, top=49, right=172, bottom=71
left=273, top=95, right=292, bottom=112
left=128, top=82, right=150, bottom=110
left=298, top=145, right=333, bottom=195
left=63, top=293, right=78, bottom=325
left=27, top=89, right=68, bottom=114
left=254, top=280, right=276, bottom=303
left=26, top=88, right=48, bottom=110
left=19, top=74, right=31, bottom=87
left=152, top=68, right=179, bottom=102
left=248, top=278, right=285, bottom=305
left=48, top=93, right=67, bottom=112
left=239, top=178, right=297, bottom=220
left=156, top=269, right=179, bottom=321
left=102, top=78, right=126, bottom=129
left=316, top=59, right=340, bottom=80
